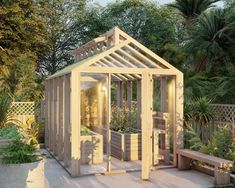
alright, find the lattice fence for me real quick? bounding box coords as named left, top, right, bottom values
left=8, top=102, right=35, bottom=115
left=8, top=102, right=35, bottom=125
left=211, top=104, right=235, bottom=124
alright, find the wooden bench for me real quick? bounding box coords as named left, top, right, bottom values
left=177, top=149, right=233, bottom=185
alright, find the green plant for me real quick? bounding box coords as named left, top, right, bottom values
left=0, top=96, right=20, bottom=127
left=201, top=126, right=235, bottom=160
left=0, top=140, right=38, bottom=164
left=111, top=106, right=137, bottom=133
left=18, top=118, right=40, bottom=147
left=0, top=125, right=22, bottom=140
left=184, top=97, right=214, bottom=142
left=185, top=125, right=204, bottom=151
left=81, top=126, right=92, bottom=136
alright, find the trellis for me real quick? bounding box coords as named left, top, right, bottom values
left=8, top=102, right=35, bottom=125
left=211, top=104, right=235, bottom=124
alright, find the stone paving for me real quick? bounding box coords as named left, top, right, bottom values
left=0, top=156, right=215, bottom=188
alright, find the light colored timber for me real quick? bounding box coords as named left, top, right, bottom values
left=70, top=70, right=81, bottom=176
left=45, top=27, right=184, bottom=181
left=106, top=73, right=111, bottom=172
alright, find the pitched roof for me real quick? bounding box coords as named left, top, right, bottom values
left=47, top=27, right=181, bottom=80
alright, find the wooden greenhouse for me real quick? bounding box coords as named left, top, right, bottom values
left=44, top=27, right=184, bottom=180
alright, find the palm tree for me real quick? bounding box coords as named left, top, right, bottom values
left=187, top=9, right=235, bottom=72
left=168, top=0, right=220, bottom=26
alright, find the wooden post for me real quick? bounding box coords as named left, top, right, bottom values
left=116, top=81, right=123, bottom=107
left=50, top=79, right=55, bottom=152
left=127, top=81, right=132, bottom=110
left=113, top=26, right=120, bottom=45
left=70, top=70, right=81, bottom=176
left=173, top=73, right=184, bottom=166
left=45, top=81, right=49, bottom=148
left=53, top=78, right=59, bottom=156
left=160, top=76, right=167, bottom=112
left=141, top=72, right=153, bottom=180
left=152, top=129, right=159, bottom=165
left=127, top=81, right=132, bottom=124
left=64, top=74, right=71, bottom=167
left=106, top=73, right=112, bottom=172
left=137, top=80, right=141, bottom=129
left=58, top=76, right=64, bottom=161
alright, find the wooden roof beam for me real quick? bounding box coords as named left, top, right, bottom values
left=111, top=52, right=138, bottom=68
left=104, top=56, right=141, bottom=79
left=118, top=49, right=149, bottom=68
left=97, top=60, right=134, bottom=80
left=125, top=45, right=161, bottom=68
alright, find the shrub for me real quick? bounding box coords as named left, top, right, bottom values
left=0, top=125, right=22, bottom=140
left=0, top=96, right=20, bottom=127
left=18, top=118, right=40, bottom=147
left=186, top=125, right=204, bottom=151
left=200, top=126, right=235, bottom=160
left=187, top=125, right=235, bottom=163
left=111, top=106, right=137, bottom=133
left=0, top=119, right=42, bottom=164
left=1, top=140, right=38, bottom=164
left=184, top=97, right=214, bottom=143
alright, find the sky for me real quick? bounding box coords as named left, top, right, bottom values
left=93, top=0, right=223, bottom=6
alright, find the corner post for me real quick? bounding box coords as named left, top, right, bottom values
left=45, top=81, right=49, bottom=148
left=106, top=73, right=112, bottom=172
left=141, top=72, right=153, bottom=180
left=70, top=70, right=81, bottom=176
left=137, top=80, right=141, bottom=129
left=160, top=76, right=167, bottom=112
left=173, top=73, right=184, bottom=166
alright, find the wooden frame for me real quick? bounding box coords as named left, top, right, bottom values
left=45, top=27, right=184, bottom=180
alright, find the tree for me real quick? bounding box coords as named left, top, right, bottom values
left=186, top=8, right=235, bottom=73
left=168, top=0, right=220, bottom=27
left=79, top=0, right=186, bottom=69
left=0, top=0, right=47, bottom=100
left=36, top=0, right=87, bottom=77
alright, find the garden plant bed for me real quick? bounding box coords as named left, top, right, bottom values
left=93, top=126, right=141, bottom=161
left=80, top=130, right=103, bottom=164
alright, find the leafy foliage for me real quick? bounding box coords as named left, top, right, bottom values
left=80, top=126, right=92, bottom=136
left=0, top=0, right=48, bottom=100
left=186, top=125, right=204, bottom=151
left=0, top=140, right=38, bottom=164
left=187, top=8, right=235, bottom=73
left=168, top=0, right=220, bottom=26
left=36, top=0, right=87, bottom=77
left=0, top=125, right=21, bottom=140
left=79, top=0, right=185, bottom=68
left=184, top=97, right=213, bottom=126
left=0, top=96, right=20, bottom=127
left=186, top=125, right=235, bottom=164
left=18, top=118, right=40, bottom=147
left=111, top=106, right=137, bottom=133
left=0, top=119, right=41, bottom=164
left=201, top=126, right=235, bottom=161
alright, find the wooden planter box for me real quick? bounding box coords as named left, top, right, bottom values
left=92, top=126, right=141, bottom=161
left=80, top=131, right=103, bottom=164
